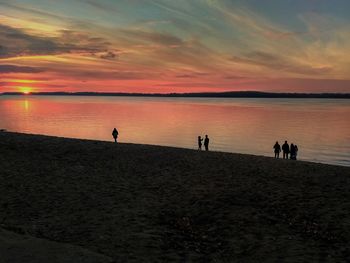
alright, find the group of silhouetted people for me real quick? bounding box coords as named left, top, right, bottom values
left=198, top=135, right=210, bottom=151
left=111, top=128, right=299, bottom=160
left=273, top=140, right=298, bottom=160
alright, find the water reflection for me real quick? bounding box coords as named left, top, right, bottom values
left=23, top=100, right=30, bottom=111
left=0, top=96, right=349, bottom=166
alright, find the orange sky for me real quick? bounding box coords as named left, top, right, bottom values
left=1, top=0, right=350, bottom=93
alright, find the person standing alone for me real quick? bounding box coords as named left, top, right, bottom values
left=204, top=135, right=210, bottom=151
left=112, top=128, right=119, bottom=143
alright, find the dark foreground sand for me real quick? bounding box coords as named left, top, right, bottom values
left=0, top=132, right=349, bottom=262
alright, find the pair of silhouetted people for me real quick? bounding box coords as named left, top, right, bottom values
left=198, top=135, right=209, bottom=151
left=112, top=128, right=119, bottom=143
left=290, top=143, right=298, bottom=160
left=274, top=140, right=298, bottom=160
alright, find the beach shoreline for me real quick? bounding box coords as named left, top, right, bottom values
left=1, top=131, right=349, bottom=261
left=1, top=130, right=347, bottom=168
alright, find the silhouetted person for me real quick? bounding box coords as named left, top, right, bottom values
left=198, top=136, right=203, bottom=150
left=294, top=145, right=298, bottom=160
left=282, top=140, right=289, bottom=159
left=112, top=128, right=119, bottom=143
left=290, top=143, right=296, bottom=160
left=273, top=141, right=281, bottom=158
left=204, top=135, right=209, bottom=151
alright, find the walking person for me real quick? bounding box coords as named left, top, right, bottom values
left=273, top=141, right=281, bottom=158
left=204, top=135, right=209, bottom=151
left=198, top=136, right=203, bottom=150
left=282, top=140, right=290, bottom=159
left=112, top=128, right=119, bottom=143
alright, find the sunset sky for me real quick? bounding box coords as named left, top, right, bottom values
left=1, top=0, right=350, bottom=93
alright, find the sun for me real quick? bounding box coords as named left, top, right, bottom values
left=18, top=87, right=32, bottom=95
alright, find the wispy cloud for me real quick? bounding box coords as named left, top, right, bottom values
left=119, top=29, right=184, bottom=47
left=0, top=2, right=68, bottom=21
left=231, top=51, right=333, bottom=75
left=77, top=0, right=119, bottom=13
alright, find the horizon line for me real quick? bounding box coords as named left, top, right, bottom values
left=1, top=91, right=349, bottom=98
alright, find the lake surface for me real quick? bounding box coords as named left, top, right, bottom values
left=1, top=95, right=349, bottom=166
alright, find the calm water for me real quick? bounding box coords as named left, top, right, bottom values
left=1, top=95, right=349, bottom=166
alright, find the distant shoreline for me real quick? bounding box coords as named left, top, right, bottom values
left=1, top=91, right=350, bottom=99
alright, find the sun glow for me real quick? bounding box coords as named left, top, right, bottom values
left=18, top=87, right=33, bottom=94
left=7, top=79, right=38, bottom=84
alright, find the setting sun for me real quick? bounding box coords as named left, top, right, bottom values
left=18, top=87, right=33, bottom=94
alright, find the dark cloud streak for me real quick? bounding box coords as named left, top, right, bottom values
left=0, top=64, right=45, bottom=73
left=0, top=24, right=118, bottom=59
left=99, top=51, right=118, bottom=60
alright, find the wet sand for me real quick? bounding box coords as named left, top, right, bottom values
left=0, top=132, right=349, bottom=262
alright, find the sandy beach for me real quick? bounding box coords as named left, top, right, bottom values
left=0, top=131, right=349, bottom=262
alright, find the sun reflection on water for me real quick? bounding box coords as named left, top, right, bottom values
left=23, top=100, right=29, bottom=111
